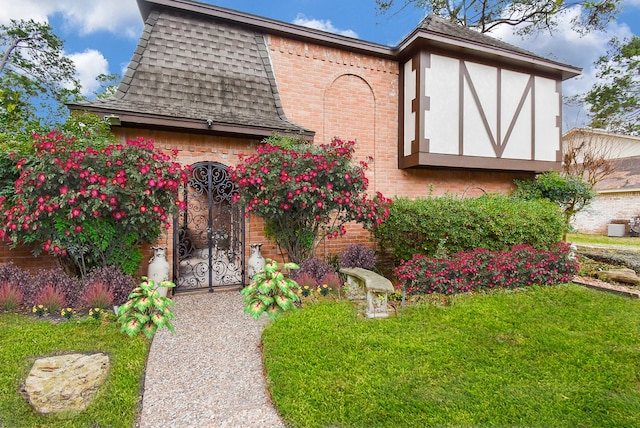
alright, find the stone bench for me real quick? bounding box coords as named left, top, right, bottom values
left=340, top=267, right=395, bottom=318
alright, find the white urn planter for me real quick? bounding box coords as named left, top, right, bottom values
left=247, top=243, right=265, bottom=281
left=148, top=247, right=170, bottom=297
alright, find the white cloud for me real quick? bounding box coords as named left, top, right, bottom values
left=490, top=7, right=634, bottom=128
left=0, top=0, right=141, bottom=38
left=68, top=49, right=109, bottom=96
left=292, top=13, right=358, bottom=38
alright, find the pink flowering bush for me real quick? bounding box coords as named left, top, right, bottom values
left=0, top=131, right=188, bottom=276
left=229, top=138, right=391, bottom=263
left=395, top=243, right=579, bottom=295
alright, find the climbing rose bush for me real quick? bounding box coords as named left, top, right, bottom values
left=0, top=132, right=188, bottom=276
left=395, top=243, right=579, bottom=295
left=228, top=139, right=391, bottom=264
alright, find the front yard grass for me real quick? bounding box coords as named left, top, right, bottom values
left=0, top=314, right=148, bottom=428
left=263, top=284, right=640, bottom=427
left=568, top=232, right=640, bottom=247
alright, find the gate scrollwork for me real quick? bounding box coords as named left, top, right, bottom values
left=173, top=161, right=244, bottom=292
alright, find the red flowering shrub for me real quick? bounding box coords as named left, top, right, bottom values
left=395, top=243, right=579, bottom=296
left=229, top=138, right=391, bottom=263
left=0, top=131, right=188, bottom=276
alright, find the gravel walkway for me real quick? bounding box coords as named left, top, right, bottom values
left=137, top=291, right=285, bottom=428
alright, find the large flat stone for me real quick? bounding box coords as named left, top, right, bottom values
left=596, top=268, right=640, bottom=286
left=23, top=353, right=110, bottom=414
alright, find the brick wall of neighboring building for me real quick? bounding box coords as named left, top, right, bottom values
left=572, top=192, right=640, bottom=235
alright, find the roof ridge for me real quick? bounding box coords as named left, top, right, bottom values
left=417, top=14, right=546, bottom=62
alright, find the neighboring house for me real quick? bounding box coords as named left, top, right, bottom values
left=565, top=129, right=640, bottom=235
left=563, top=128, right=640, bottom=160
left=8, top=0, right=580, bottom=290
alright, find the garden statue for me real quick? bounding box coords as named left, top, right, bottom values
left=247, top=243, right=265, bottom=281
left=148, top=247, right=170, bottom=297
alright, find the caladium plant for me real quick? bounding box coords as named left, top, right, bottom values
left=241, top=259, right=300, bottom=320
left=117, top=277, right=175, bottom=339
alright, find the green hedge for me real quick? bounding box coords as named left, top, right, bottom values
left=374, top=194, right=566, bottom=262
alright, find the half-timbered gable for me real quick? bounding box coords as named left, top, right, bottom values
left=398, top=16, right=580, bottom=171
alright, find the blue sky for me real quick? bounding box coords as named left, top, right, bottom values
left=1, top=0, right=639, bottom=129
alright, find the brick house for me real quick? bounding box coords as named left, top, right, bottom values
left=4, top=0, right=580, bottom=290
left=564, top=128, right=640, bottom=235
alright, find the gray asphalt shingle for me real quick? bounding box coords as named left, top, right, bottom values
left=73, top=9, right=306, bottom=134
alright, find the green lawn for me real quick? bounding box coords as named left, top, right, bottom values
left=263, top=285, right=640, bottom=427
left=0, top=314, right=149, bottom=428
left=568, top=232, right=640, bottom=247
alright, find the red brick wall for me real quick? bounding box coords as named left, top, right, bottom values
left=266, top=35, right=534, bottom=257
left=1, top=34, right=537, bottom=276
left=266, top=35, right=533, bottom=200
left=0, top=242, right=60, bottom=274
left=111, top=128, right=282, bottom=271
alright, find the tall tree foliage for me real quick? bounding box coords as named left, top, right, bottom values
left=584, top=36, right=640, bottom=135
left=376, top=0, right=620, bottom=35
left=0, top=19, right=80, bottom=133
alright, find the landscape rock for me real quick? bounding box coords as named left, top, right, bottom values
left=23, top=353, right=110, bottom=414
left=595, top=268, right=640, bottom=286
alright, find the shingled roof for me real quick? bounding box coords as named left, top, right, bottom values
left=69, top=7, right=312, bottom=138
left=69, top=0, right=580, bottom=136
left=418, top=15, right=542, bottom=58
left=399, top=15, right=580, bottom=80
left=596, top=156, right=640, bottom=192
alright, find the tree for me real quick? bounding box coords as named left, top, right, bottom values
left=376, top=0, right=620, bottom=35
left=94, top=73, right=121, bottom=99
left=229, top=138, right=391, bottom=264
left=563, top=128, right=618, bottom=187
left=513, top=171, right=595, bottom=236
left=0, top=19, right=80, bottom=132
left=584, top=36, right=640, bottom=135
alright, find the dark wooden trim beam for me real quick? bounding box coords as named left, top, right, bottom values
left=68, top=105, right=316, bottom=139
left=399, top=152, right=561, bottom=172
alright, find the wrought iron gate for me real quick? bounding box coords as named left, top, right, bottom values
left=173, top=161, right=244, bottom=292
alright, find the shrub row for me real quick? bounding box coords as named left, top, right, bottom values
left=373, top=194, right=566, bottom=263
left=394, top=243, right=578, bottom=295
left=0, top=263, right=136, bottom=311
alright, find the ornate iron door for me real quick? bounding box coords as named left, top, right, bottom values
left=173, top=161, right=244, bottom=292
